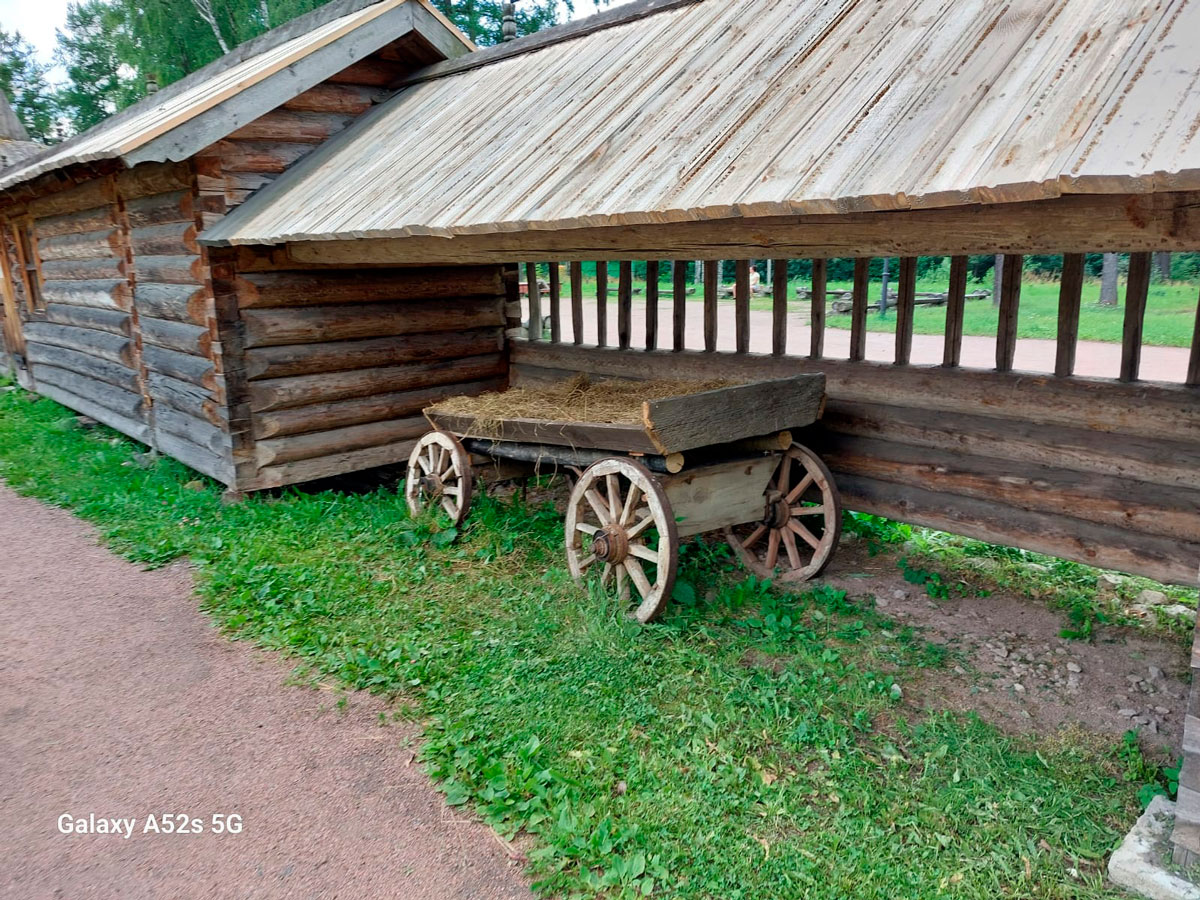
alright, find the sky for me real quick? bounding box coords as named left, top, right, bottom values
left=0, top=0, right=636, bottom=81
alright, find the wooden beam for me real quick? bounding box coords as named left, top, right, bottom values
left=1121, top=252, right=1151, bottom=383
left=1189, top=285, right=1200, bottom=387
left=996, top=254, right=1023, bottom=372
left=548, top=261, right=561, bottom=343
left=849, top=258, right=869, bottom=362
left=618, top=260, right=632, bottom=350
left=808, top=259, right=825, bottom=360
left=1055, top=253, right=1085, bottom=377
left=570, top=261, right=584, bottom=345
left=943, top=255, right=967, bottom=367
left=703, top=260, right=718, bottom=352
left=735, top=259, right=750, bottom=354
left=772, top=258, right=789, bottom=357
left=672, top=261, right=686, bottom=351
left=525, top=261, right=541, bottom=342
left=277, top=191, right=1200, bottom=266
left=595, top=261, right=608, bottom=347
left=895, top=256, right=917, bottom=366
left=645, top=260, right=659, bottom=351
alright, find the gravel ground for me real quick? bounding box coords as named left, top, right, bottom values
left=0, top=486, right=532, bottom=900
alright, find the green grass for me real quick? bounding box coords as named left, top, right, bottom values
left=0, top=386, right=1174, bottom=899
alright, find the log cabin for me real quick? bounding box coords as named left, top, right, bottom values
left=4, top=0, right=1200, bottom=864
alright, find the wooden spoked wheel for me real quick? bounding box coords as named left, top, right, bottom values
left=405, top=430, right=473, bottom=526
left=565, top=457, right=679, bottom=623
left=724, top=443, right=842, bottom=583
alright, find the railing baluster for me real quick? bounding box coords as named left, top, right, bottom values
left=772, top=259, right=788, bottom=357
left=1121, top=252, right=1151, bottom=383
left=808, top=259, right=825, bottom=360
left=1188, top=285, right=1200, bottom=386
left=548, top=261, right=561, bottom=343
left=645, top=261, right=659, bottom=351
left=943, top=255, right=967, bottom=367
left=703, top=260, right=718, bottom=352
left=735, top=259, right=751, bottom=354
left=570, top=261, right=584, bottom=345
left=618, top=260, right=633, bottom=350
left=996, top=254, right=1023, bottom=372
left=895, top=256, right=917, bottom=365
left=673, top=262, right=687, bottom=351
left=849, top=258, right=869, bottom=361
left=596, top=261, right=608, bottom=347
left=1055, top=253, right=1084, bottom=377
left=525, top=261, right=541, bottom=342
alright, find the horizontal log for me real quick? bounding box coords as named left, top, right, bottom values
left=42, top=303, right=130, bottom=336
left=34, top=380, right=151, bottom=446
left=814, top=434, right=1200, bottom=542
left=511, top=345, right=1200, bottom=444
left=215, top=140, right=314, bottom=174
left=24, top=321, right=134, bottom=366
left=124, top=190, right=193, bottom=228
left=153, top=404, right=230, bottom=457
left=130, top=222, right=199, bottom=257
left=838, top=475, right=1199, bottom=587
left=36, top=228, right=121, bottom=261
left=34, top=206, right=114, bottom=239
left=40, top=256, right=124, bottom=281
left=249, top=353, right=505, bottom=412
left=135, top=254, right=204, bottom=285
left=142, top=343, right=216, bottom=388
left=428, top=410, right=657, bottom=454
left=324, top=56, right=409, bottom=87
left=26, top=342, right=138, bottom=391
left=152, top=428, right=233, bottom=484
left=27, top=180, right=112, bottom=220
left=252, top=438, right=419, bottom=490
left=41, top=279, right=131, bottom=311
left=243, top=326, right=503, bottom=380
left=282, top=82, right=382, bottom=115
left=31, top=363, right=144, bottom=419
left=252, top=376, right=505, bottom=439
left=241, top=296, right=504, bottom=348
left=115, top=161, right=193, bottom=201
left=254, top=415, right=426, bottom=467
left=139, top=316, right=212, bottom=356
left=227, top=110, right=355, bottom=144
left=134, top=282, right=209, bottom=324
left=147, top=372, right=225, bottom=425
left=276, top=191, right=1200, bottom=263
left=233, top=266, right=504, bottom=307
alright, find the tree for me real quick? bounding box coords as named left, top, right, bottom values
left=1099, top=253, right=1119, bottom=307
left=57, top=1, right=143, bottom=134
left=0, top=30, right=57, bottom=141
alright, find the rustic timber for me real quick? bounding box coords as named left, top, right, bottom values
left=252, top=439, right=420, bottom=490
left=41, top=278, right=131, bottom=310
left=26, top=343, right=138, bottom=391
left=37, top=228, right=121, bottom=261
left=24, top=322, right=134, bottom=366
left=33, top=206, right=115, bottom=239
left=703, top=260, right=717, bottom=352
left=40, top=256, right=123, bottom=282
left=1189, top=288, right=1200, bottom=387
left=141, top=343, right=215, bottom=387
left=617, top=261, right=632, bottom=350
left=42, top=303, right=130, bottom=336
left=139, top=316, right=212, bottom=357
left=525, top=261, right=541, bottom=342
left=849, top=259, right=869, bottom=362
left=996, top=254, right=1023, bottom=372
left=255, top=415, right=427, bottom=467
left=31, top=364, right=143, bottom=418
left=130, top=222, right=199, bottom=257
left=426, top=410, right=659, bottom=454
left=943, top=255, right=967, bottom=367
left=595, top=261, right=607, bottom=346
left=570, top=261, right=584, bottom=345
left=34, top=380, right=150, bottom=444
left=124, top=190, right=193, bottom=228
left=895, top=257, right=917, bottom=366
left=773, top=258, right=789, bottom=357
left=734, top=260, right=750, bottom=354
left=549, top=261, right=562, bottom=343
left=645, top=261, right=658, bottom=351
left=1121, top=252, right=1151, bottom=383
left=672, top=262, right=686, bottom=351
left=662, top=456, right=778, bottom=539
left=136, top=254, right=205, bottom=285
left=133, top=283, right=208, bottom=324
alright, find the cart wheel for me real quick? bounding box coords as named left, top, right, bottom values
left=405, top=430, right=473, bottom=526
left=724, top=442, right=842, bottom=583
left=565, top=457, right=678, bottom=623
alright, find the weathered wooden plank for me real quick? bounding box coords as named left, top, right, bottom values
left=703, top=260, right=718, bottom=352
left=32, top=206, right=114, bottom=239
left=771, top=258, right=788, bottom=358
left=255, top=416, right=427, bottom=467
left=525, top=261, right=542, bottom=342
left=595, top=261, right=608, bottom=347
left=123, top=190, right=193, bottom=228
left=895, top=257, right=917, bottom=366
left=549, top=261, right=562, bottom=343
left=24, top=321, right=134, bottom=366
left=673, top=261, right=687, bottom=352
left=26, top=342, right=138, bottom=391
left=146, top=372, right=225, bottom=425
left=227, top=109, right=356, bottom=144
left=426, top=410, right=658, bottom=454
left=130, top=222, right=199, bottom=257
left=617, top=261, right=632, bottom=350
left=137, top=254, right=205, bottom=285
left=942, top=256, right=968, bottom=367
left=849, top=258, right=869, bottom=362
left=141, top=343, right=215, bottom=387
left=570, top=261, right=584, bottom=345
left=252, top=377, right=505, bottom=440
left=1055, top=253, right=1084, bottom=377
left=241, top=296, right=504, bottom=348
left=152, top=429, right=233, bottom=484
left=1189, top=287, right=1200, bottom=387
left=33, top=380, right=150, bottom=445
left=243, top=327, right=503, bottom=380
left=808, top=259, right=826, bottom=360
left=252, top=438, right=419, bottom=491
left=249, top=354, right=506, bottom=412
left=664, top=456, right=779, bottom=538
left=140, top=316, right=212, bottom=357
left=1121, top=252, right=1151, bottom=383
left=39, top=256, right=123, bottom=282
left=26, top=181, right=111, bottom=220
left=996, top=254, right=1023, bottom=372
left=645, top=261, right=659, bottom=351
left=734, top=259, right=751, bottom=354
left=114, top=161, right=193, bottom=201
left=212, top=139, right=313, bottom=174
left=134, top=282, right=209, bottom=325
left=41, top=278, right=131, bottom=311
left=154, top=404, right=230, bottom=457
left=31, top=364, right=143, bottom=419
left=282, top=82, right=382, bottom=115
left=42, top=303, right=129, bottom=336
left=36, top=228, right=121, bottom=261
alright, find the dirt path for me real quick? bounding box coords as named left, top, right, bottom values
left=571, top=299, right=1193, bottom=383
left=0, top=486, right=532, bottom=899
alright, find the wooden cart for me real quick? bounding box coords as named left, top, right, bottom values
left=405, top=375, right=842, bottom=622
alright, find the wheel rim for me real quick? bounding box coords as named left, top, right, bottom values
left=724, top=443, right=841, bottom=583
left=565, top=458, right=678, bottom=623
left=405, top=430, right=473, bottom=526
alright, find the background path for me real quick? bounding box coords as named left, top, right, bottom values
left=0, top=486, right=532, bottom=899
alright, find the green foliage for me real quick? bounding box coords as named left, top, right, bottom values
left=842, top=511, right=912, bottom=555
left=0, top=385, right=1157, bottom=898
left=898, top=558, right=955, bottom=601
left=0, top=29, right=58, bottom=141
left=56, top=0, right=143, bottom=132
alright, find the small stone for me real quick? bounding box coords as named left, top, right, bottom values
left=183, top=480, right=205, bottom=491
left=1117, top=708, right=1138, bottom=718
left=1133, top=716, right=1151, bottom=726
left=892, top=589, right=908, bottom=601
left=890, top=683, right=903, bottom=700
left=1066, top=662, right=1082, bottom=673
left=615, top=780, right=628, bottom=795
left=994, top=646, right=1009, bottom=660
left=953, top=666, right=967, bottom=675
left=1155, top=706, right=1170, bottom=716
left=1099, top=573, right=1123, bottom=587
left=1147, top=720, right=1159, bottom=735
left=1136, top=589, right=1167, bottom=606
left=876, top=597, right=889, bottom=609
left=1013, top=683, right=1026, bottom=694
left=1161, top=605, right=1197, bottom=624
left=1148, top=666, right=1163, bottom=681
